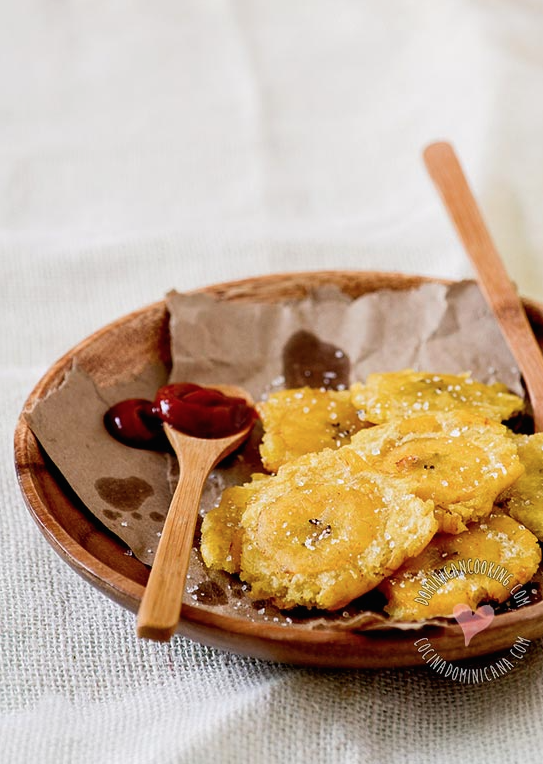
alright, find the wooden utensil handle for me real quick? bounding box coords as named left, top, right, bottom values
left=136, top=456, right=209, bottom=641
left=424, top=142, right=516, bottom=311
left=424, top=141, right=543, bottom=430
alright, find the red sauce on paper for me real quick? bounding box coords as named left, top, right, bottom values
left=104, top=399, right=165, bottom=449
left=104, top=383, right=257, bottom=449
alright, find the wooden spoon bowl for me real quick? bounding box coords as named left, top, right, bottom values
left=137, top=384, right=255, bottom=642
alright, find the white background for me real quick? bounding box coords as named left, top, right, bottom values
left=2, top=1, right=543, bottom=762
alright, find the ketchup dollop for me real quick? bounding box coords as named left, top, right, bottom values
left=104, top=383, right=257, bottom=449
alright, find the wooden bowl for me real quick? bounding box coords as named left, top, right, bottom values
left=14, top=270, right=543, bottom=668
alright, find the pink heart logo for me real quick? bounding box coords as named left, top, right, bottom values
left=453, top=603, right=495, bottom=646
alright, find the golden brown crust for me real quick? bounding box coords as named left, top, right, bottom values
left=347, top=411, right=524, bottom=533
left=351, top=370, right=524, bottom=425
left=379, top=514, right=541, bottom=620
left=200, top=373, right=537, bottom=616
left=498, top=433, right=543, bottom=541
left=239, top=449, right=437, bottom=610
left=200, top=474, right=270, bottom=574
left=257, top=387, right=367, bottom=472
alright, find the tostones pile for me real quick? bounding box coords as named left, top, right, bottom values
left=201, top=369, right=542, bottom=620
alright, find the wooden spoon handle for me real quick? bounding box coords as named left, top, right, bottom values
left=424, top=141, right=543, bottom=431
left=136, top=447, right=211, bottom=641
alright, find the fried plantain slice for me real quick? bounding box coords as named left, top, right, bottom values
left=200, top=474, right=271, bottom=574
left=239, top=448, right=437, bottom=610
left=351, top=369, right=524, bottom=425
left=497, top=433, right=543, bottom=541
left=347, top=411, right=524, bottom=533
left=256, top=387, right=367, bottom=473
left=379, top=514, right=541, bottom=620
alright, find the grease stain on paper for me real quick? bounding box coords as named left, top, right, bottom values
left=94, top=476, right=154, bottom=511
left=282, top=330, right=350, bottom=389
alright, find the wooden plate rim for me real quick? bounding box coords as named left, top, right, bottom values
left=14, top=269, right=543, bottom=666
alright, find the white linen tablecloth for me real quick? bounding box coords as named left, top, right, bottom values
left=3, top=1, right=543, bottom=761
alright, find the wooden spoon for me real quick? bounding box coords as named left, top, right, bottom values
left=136, top=384, right=255, bottom=641
left=423, top=141, right=543, bottom=432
